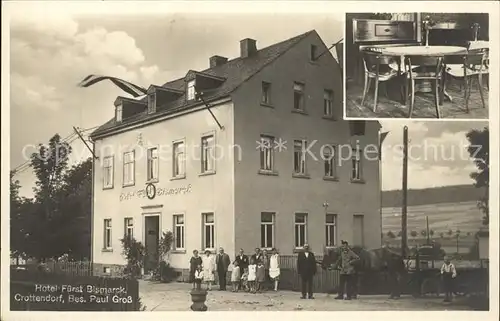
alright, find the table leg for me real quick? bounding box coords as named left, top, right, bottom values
left=442, top=74, right=453, bottom=102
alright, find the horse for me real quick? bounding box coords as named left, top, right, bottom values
left=321, top=246, right=407, bottom=298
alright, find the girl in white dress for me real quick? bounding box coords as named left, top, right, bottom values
left=269, top=248, right=281, bottom=291
left=202, top=250, right=215, bottom=290
left=247, top=258, right=257, bottom=293
left=230, top=261, right=241, bottom=292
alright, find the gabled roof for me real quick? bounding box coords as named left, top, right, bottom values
left=91, top=30, right=315, bottom=139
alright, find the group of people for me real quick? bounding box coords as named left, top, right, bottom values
left=188, top=242, right=459, bottom=302
left=189, top=247, right=281, bottom=293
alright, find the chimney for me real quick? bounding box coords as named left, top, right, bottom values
left=240, top=38, right=257, bottom=58
left=209, top=55, right=228, bottom=68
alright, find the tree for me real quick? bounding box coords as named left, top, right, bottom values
left=447, top=229, right=453, bottom=236
left=466, top=127, right=489, bottom=225
left=386, top=231, right=396, bottom=239
left=397, top=231, right=402, bottom=237
left=420, top=230, right=427, bottom=237
left=439, top=232, right=444, bottom=239
left=410, top=230, right=418, bottom=238
left=13, top=134, right=92, bottom=261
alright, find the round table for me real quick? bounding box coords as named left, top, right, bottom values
left=379, top=45, right=467, bottom=101
left=380, top=45, right=467, bottom=56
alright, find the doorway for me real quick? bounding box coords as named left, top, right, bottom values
left=144, top=215, right=160, bottom=274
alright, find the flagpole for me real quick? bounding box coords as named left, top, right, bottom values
left=401, top=126, right=409, bottom=257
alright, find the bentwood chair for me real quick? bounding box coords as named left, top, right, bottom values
left=444, top=48, right=488, bottom=111
left=360, top=51, right=402, bottom=113
left=404, top=55, right=445, bottom=118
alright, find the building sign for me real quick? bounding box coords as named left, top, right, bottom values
left=10, top=270, right=140, bottom=311
left=120, top=184, right=192, bottom=202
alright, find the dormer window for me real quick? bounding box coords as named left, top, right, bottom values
left=116, top=104, right=123, bottom=122
left=187, top=80, right=196, bottom=101
left=310, top=44, right=317, bottom=61
left=147, top=93, right=156, bottom=114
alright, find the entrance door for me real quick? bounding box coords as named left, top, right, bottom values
left=353, top=214, right=364, bottom=247
left=144, top=215, right=160, bottom=274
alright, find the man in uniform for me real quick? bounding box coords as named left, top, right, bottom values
left=335, top=241, right=360, bottom=300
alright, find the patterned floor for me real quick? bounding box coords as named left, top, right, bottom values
left=346, top=78, right=489, bottom=119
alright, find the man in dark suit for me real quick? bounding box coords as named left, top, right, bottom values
left=235, top=248, right=249, bottom=271
left=297, top=244, right=317, bottom=299
left=235, top=248, right=249, bottom=289
left=251, top=248, right=263, bottom=264
left=216, top=247, right=230, bottom=290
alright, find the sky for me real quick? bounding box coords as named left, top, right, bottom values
left=8, top=8, right=488, bottom=197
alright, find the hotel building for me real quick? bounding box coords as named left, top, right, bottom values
left=90, top=30, right=382, bottom=276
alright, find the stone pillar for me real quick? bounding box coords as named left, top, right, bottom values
left=190, top=289, right=208, bottom=311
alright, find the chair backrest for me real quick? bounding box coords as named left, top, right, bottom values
left=361, top=50, right=399, bottom=74
left=467, top=48, right=488, bottom=71
left=404, top=55, right=444, bottom=76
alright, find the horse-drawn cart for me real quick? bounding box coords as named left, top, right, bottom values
left=405, top=246, right=488, bottom=298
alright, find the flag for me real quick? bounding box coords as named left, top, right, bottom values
left=77, top=75, right=147, bottom=98
left=335, top=41, right=344, bottom=68
left=379, top=131, right=389, bottom=160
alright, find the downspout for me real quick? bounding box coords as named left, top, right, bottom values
left=90, top=138, right=95, bottom=272
left=379, top=130, right=383, bottom=247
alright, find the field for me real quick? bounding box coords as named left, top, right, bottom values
left=381, top=201, right=483, bottom=253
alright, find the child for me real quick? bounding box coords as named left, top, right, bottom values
left=247, top=258, right=257, bottom=293
left=240, top=268, right=249, bottom=292
left=231, top=261, right=241, bottom=292
left=269, top=248, right=281, bottom=291
left=256, top=260, right=265, bottom=292
left=189, top=250, right=203, bottom=289
left=441, top=256, right=457, bottom=302
left=194, top=265, right=204, bottom=290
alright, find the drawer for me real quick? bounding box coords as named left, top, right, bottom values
left=375, top=24, right=399, bottom=37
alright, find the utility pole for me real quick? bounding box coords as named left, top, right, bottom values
left=401, top=126, right=408, bottom=257
left=426, top=216, right=430, bottom=244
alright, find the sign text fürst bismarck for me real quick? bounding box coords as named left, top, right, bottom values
left=13, top=284, right=131, bottom=305
left=120, top=184, right=192, bottom=201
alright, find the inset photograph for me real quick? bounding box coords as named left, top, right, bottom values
left=344, top=13, right=489, bottom=119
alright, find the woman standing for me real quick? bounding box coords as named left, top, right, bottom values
left=269, top=248, right=281, bottom=291
left=189, top=250, right=203, bottom=289
left=202, top=250, right=216, bottom=290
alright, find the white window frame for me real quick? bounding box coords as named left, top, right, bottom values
left=147, top=93, right=156, bottom=114
left=293, top=82, right=305, bottom=111
left=187, top=80, right=196, bottom=101
left=147, top=147, right=159, bottom=182
left=293, top=140, right=307, bottom=175
left=202, top=213, right=215, bottom=251
left=172, top=140, right=186, bottom=178
left=262, top=81, right=271, bottom=105
left=104, top=219, right=112, bottom=250
left=324, top=90, right=333, bottom=117
left=351, top=147, right=362, bottom=181
left=123, top=151, right=135, bottom=187
left=260, top=212, right=275, bottom=249
left=116, top=105, right=123, bottom=122
left=173, top=214, right=185, bottom=251
left=103, top=156, right=114, bottom=189
left=201, top=134, right=215, bottom=174
left=124, top=217, right=134, bottom=239
left=294, top=213, right=308, bottom=249
left=325, top=214, right=337, bottom=248
left=323, top=145, right=336, bottom=178
left=260, top=135, right=274, bottom=172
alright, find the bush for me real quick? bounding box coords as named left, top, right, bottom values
left=120, top=235, right=146, bottom=279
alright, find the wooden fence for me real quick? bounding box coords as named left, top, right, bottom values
left=278, top=255, right=340, bottom=293
left=13, top=261, right=94, bottom=276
